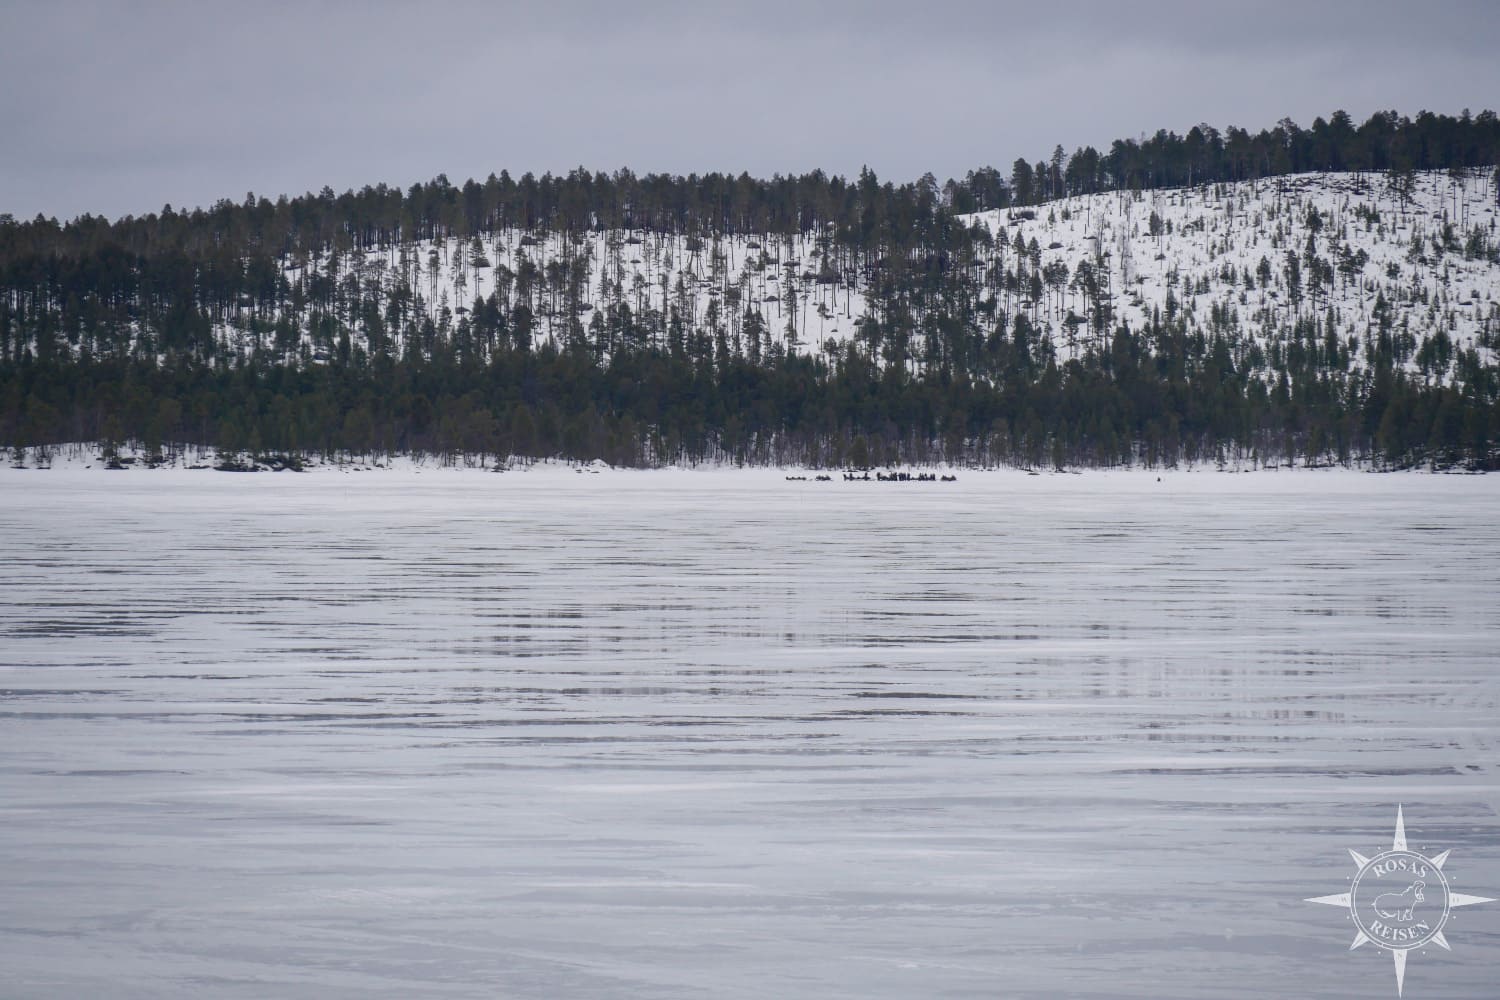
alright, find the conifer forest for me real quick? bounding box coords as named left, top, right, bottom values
left=4, top=108, right=1499, bottom=470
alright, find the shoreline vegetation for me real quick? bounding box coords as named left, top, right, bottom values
left=4, top=441, right=1487, bottom=477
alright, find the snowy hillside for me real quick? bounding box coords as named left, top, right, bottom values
left=962, top=168, right=1500, bottom=369
left=273, top=168, right=1500, bottom=380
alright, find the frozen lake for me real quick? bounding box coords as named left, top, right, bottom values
left=2, top=466, right=1498, bottom=998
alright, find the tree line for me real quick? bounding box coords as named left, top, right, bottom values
left=953, top=108, right=1500, bottom=210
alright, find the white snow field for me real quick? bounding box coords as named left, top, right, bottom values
left=2, top=469, right=1499, bottom=999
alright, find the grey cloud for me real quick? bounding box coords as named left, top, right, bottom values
left=2, top=0, right=1497, bottom=221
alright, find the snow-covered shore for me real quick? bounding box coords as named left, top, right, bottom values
left=3, top=442, right=1489, bottom=489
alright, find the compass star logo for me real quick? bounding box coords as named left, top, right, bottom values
left=1306, top=805, right=1494, bottom=996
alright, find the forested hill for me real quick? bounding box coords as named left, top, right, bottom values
left=3, top=109, right=1499, bottom=470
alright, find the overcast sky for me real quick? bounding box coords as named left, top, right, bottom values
left=3, top=0, right=1498, bottom=221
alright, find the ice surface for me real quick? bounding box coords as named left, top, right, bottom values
left=1, top=468, right=1498, bottom=998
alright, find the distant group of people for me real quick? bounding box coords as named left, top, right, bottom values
left=845, top=471, right=956, bottom=482
left=783, top=471, right=959, bottom=483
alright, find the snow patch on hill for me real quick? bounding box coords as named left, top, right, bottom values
left=280, top=228, right=864, bottom=360
left=962, top=168, right=1500, bottom=368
